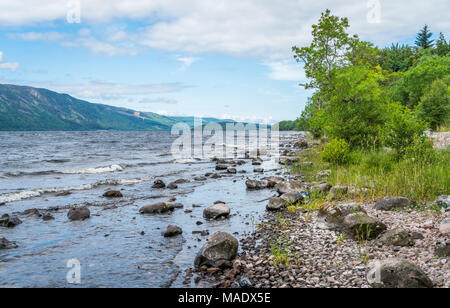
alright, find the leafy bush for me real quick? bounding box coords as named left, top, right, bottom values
left=416, top=78, right=450, bottom=131
left=321, top=138, right=351, bottom=165
left=383, top=103, right=427, bottom=157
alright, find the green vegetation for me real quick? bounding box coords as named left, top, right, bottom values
left=289, top=10, right=449, bottom=203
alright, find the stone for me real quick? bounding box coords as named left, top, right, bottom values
left=203, top=203, right=230, bottom=220
left=245, top=179, right=268, bottom=190
left=42, top=214, right=55, bottom=221
left=327, top=185, right=349, bottom=201
left=227, top=168, right=237, bottom=174
left=103, top=190, right=123, bottom=198
left=275, top=181, right=301, bottom=195
left=377, top=229, right=414, bottom=247
left=194, top=176, right=207, bottom=181
left=293, top=140, right=308, bottom=149
left=435, top=195, right=450, bottom=212
left=67, top=207, right=90, bottom=221
left=309, top=182, right=332, bottom=195
left=174, top=179, right=189, bottom=184
left=216, top=164, right=228, bottom=171
left=253, top=168, right=264, bottom=173
left=0, top=214, right=22, bottom=228
left=298, top=162, right=313, bottom=167
left=56, top=192, right=72, bottom=197
left=374, top=197, right=412, bottom=211
left=342, top=213, right=387, bottom=240
left=367, top=259, right=433, bottom=288
left=280, top=193, right=303, bottom=205
left=319, top=202, right=366, bottom=224
left=139, top=202, right=175, bottom=214
left=0, top=238, right=18, bottom=250
left=252, top=158, right=263, bottom=166
left=439, top=218, right=450, bottom=235
left=435, top=238, right=450, bottom=257
left=266, top=197, right=286, bottom=211
left=152, top=179, right=166, bottom=189
left=167, top=182, right=178, bottom=189
left=163, top=225, right=183, bottom=237
left=194, top=232, right=239, bottom=269
left=22, top=208, right=42, bottom=217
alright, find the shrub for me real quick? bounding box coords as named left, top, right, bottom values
left=383, top=103, right=427, bottom=158
left=417, top=78, right=450, bottom=131
left=321, top=138, right=351, bottom=165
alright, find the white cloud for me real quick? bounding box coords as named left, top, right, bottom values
left=8, top=31, right=64, bottom=41
left=0, top=51, right=19, bottom=71
left=31, top=80, right=189, bottom=100
left=139, top=97, right=178, bottom=105
left=176, top=56, right=198, bottom=71
left=265, top=60, right=306, bottom=82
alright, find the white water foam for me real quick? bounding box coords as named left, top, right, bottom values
left=61, top=164, right=124, bottom=174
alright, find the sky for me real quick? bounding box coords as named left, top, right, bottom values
left=0, top=0, right=449, bottom=123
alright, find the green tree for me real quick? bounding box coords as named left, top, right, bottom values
left=292, top=9, right=355, bottom=93
left=435, top=32, right=450, bottom=57
left=381, top=44, right=416, bottom=72
left=415, top=25, right=434, bottom=49
left=393, top=54, right=450, bottom=108
left=417, top=78, right=450, bottom=130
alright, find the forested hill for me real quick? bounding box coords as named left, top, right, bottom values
left=0, top=84, right=233, bottom=131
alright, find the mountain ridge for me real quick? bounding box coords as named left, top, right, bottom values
left=0, top=84, right=235, bottom=131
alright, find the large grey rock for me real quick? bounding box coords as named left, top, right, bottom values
left=194, top=232, right=238, bottom=269
left=435, top=195, right=450, bottom=212
left=216, top=164, right=228, bottom=171
left=319, top=202, right=366, bottom=224
left=0, top=214, right=22, bottom=228
left=293, top=140, right=308, bottom=149
left=439, top=218, right=450, bottom=235
left=139, top=202, right=175, bottom=214
left=0, top=238, right=18, bottom=250
left=377, top=229, right=414, bottom=247
left=67, top=207, right=90, bottom=221
left=163, top=225, right=183, bottom=237
left=374, top=197, right=411, bottom=211
left=266, top=197, right=286, bottom=211
left=245, top=179, right=268, bottom=190
left=280, top=193, right=303, bottom=205
left=265, top=176, right=284, bottom=188
left=251, top=158, right=263, bottom=166
left=167, top=182, right=178, bottom=189
left=309, top=182, right=332, bottom=195
left=343, top=213, right=387, bottom=240
left=22, top=208, right=42, bottom=217
left=367, top=258, right=433, bottom=288
left=203, top=203, right=230, bottom=220
left=152, top=179, right=166, bottom=188
left=103, top=190, right=123, bottom=198
left=327, top=185, right=349, bottom=201
left=275, top=181, right=301, bottom=195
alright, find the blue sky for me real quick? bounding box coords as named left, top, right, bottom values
left=0, top=0, right=449, bottom=123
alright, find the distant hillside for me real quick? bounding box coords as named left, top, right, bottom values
left=0, top=84, right=234, bottom=131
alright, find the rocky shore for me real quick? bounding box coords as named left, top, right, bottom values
left=185, top=136, right=449, bottom=288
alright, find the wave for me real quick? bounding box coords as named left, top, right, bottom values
left=61, top=164, right=124, bottom=174
left=0, top=178, right=152, bottom=203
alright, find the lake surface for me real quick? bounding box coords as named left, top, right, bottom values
left=0, top=131, right=303, bottom=288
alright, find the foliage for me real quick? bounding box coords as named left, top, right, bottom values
left=417, top=78, right=450, bottom=130
left=321, top=138, right=351, bottom=165
left=323, top=65, right=387, bottom=147
left=382, top=102, right=427, bottom=157
left=392, top=54, right=450, bottom=108
left=381, top=44, right=416, bottom=72
left=415, top=25, right=434, bottom=49
left=435, top=32, right=450, bottom=57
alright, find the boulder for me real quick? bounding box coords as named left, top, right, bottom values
left=167, top=182, right=178, bottom=189
left=279, top=157, right=300, bottom=165
left=174, top=179, right=189, bottom=184
left=374, top=197, right=411, bottom=211
left=0, top=202, right=5, bottom=206
left=293, top=140, right=308, bottom=149
left=67, top=207, right=90, bottom=221
left=215, top=164, right=228, bottom=171
left=0, top=214, right=22, bottom=228
left=319, top=202, right=366, bottom=224
left=194, top=176, right=207, bottom=181
left=266, top=197, right=286, bottom=211
left=251, top=158, right=263, bottom=166
left=152, top=179, right=166, bottom=189
left=103, top=190, right=123, bottom=198
left=245, top=179, right=268, bottom=190
left=275, top=181, right=301, bottom=195
left=298, top=162, right=313, bottom=168
left=439, top=218, right=450, bottom=235
left=210, top=173, right=222, bottom=179
left=139, top=202, right=175, bottom=214
left=203, top=203, right=230, bottom=220
left=377, top=229, right=414, bottom=247
left=280, top=192, right=303, bottom=205
left=435, top=195, right=450, bottom=212
left=42, top=214, right=55, bottom=221
left=342, top=213, right=387, bottom=240
left=435, top=238, right=450, bottom=257
left=253, top=168, right=264, bottom=173
left=22, top=208, right=42, bottom=217
left=194, top=232, right=239, bottom=269
left=367, top=258, right=433, bottom=288
left=163, top=225, right=183, bottom=237
left=309, top=182, right=332, bottom=195
left=227, top=168, right=237, bottom=174
left=0, top=238, right=18, bottom=250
